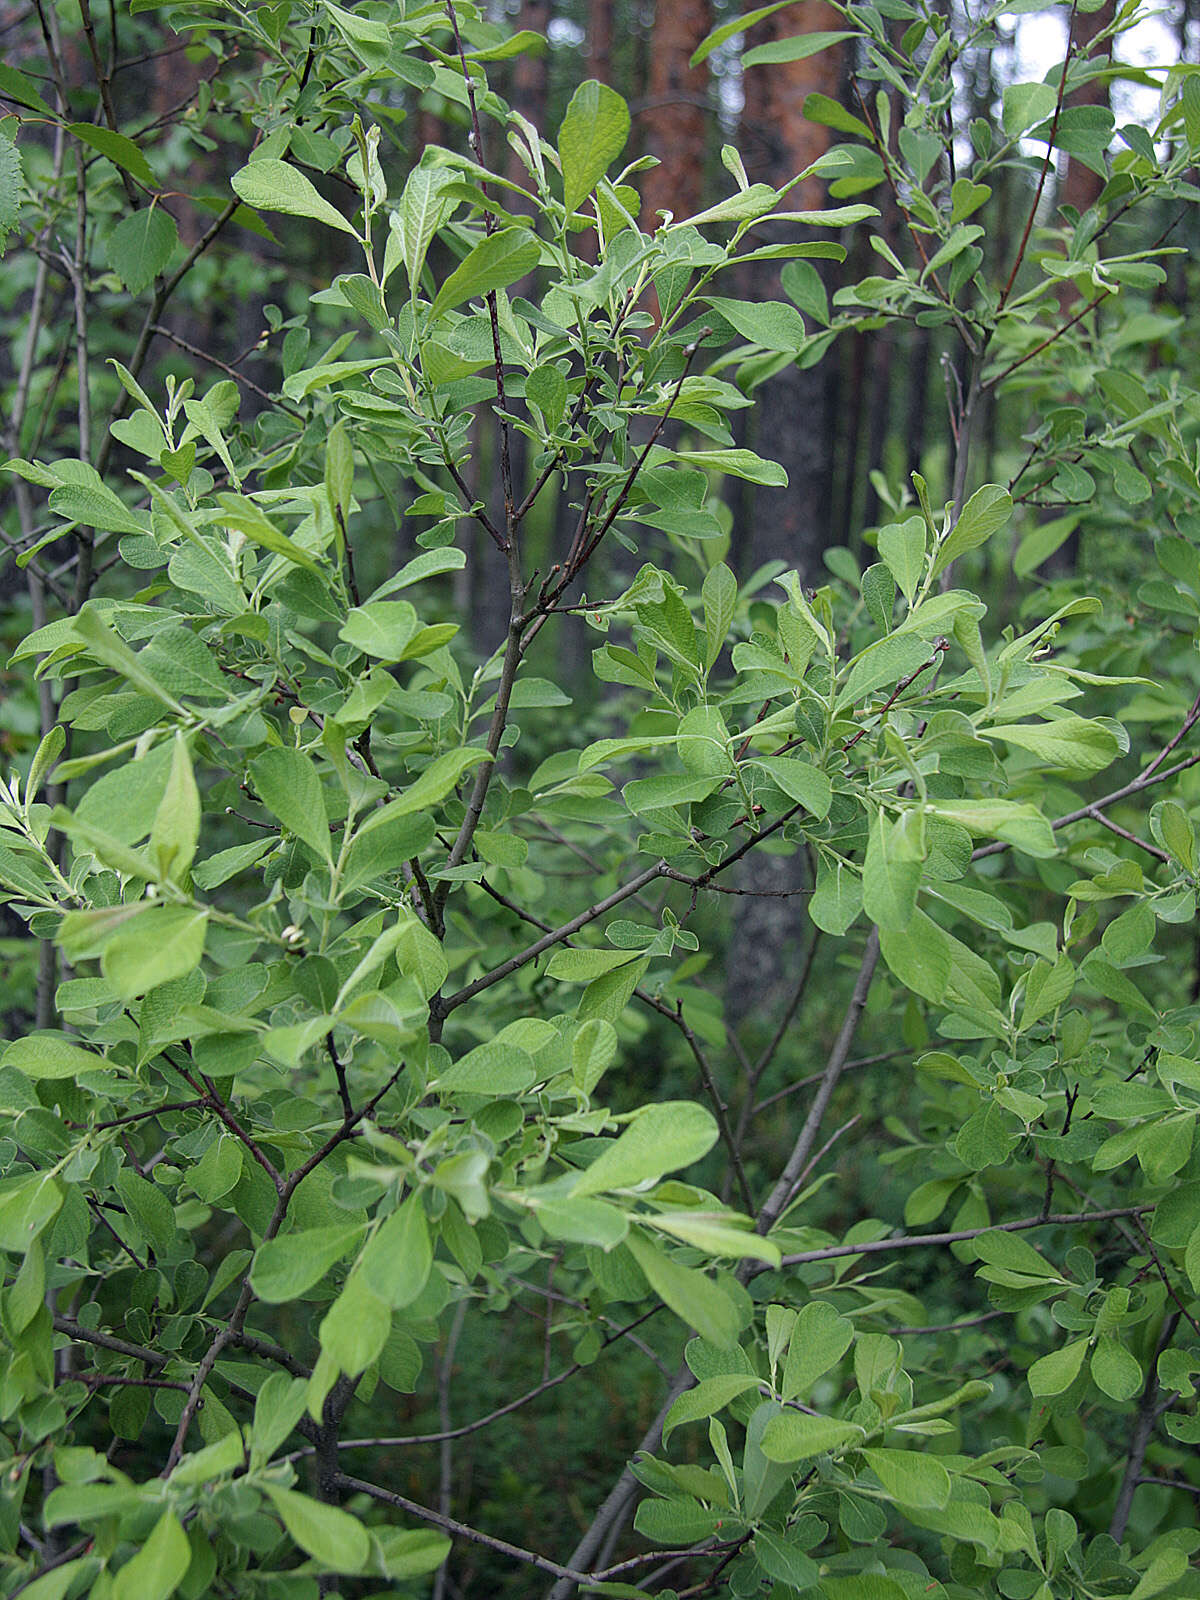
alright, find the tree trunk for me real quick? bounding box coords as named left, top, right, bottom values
left=640, top=0, right=711, bottom=226
left=1059, top=0, right=1117, bottom=219
left=726, top=16, right=848, bottom=1022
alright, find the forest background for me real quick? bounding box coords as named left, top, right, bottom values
left=3, top=0, right=1200, bottom=1598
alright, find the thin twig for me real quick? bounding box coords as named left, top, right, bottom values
left=997, top=4, right=1079, bottom=311
left=336, top=1473, right=591, bottom=1584
left=1110, top=1313, right=1180, bottom=1542
left=773, top=1205, right=1155, bottom=1273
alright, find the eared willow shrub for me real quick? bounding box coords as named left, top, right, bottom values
left=3, top=2, right=1200, bottom=1596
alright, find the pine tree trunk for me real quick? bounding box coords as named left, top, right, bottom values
left=640, top=0, right=711, bottom=226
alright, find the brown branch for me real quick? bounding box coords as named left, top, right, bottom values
left=636, top=991, right=754, bottom=1214
left=843, top=640, right=949, bottom=752
left=8, top=1539, right=93, bottom=1599
left=753, top=928, right=881, bottom=1240
left=998, top=5, right=1079, bottom=311
left=67, top=1098, right=205, bottom=1133
left=972, top=751, right=1200, bottom=862
left=287, top=1310, right=661, bottom=1459
left=163, top=1063, right=405, bottom=1472
left=52, top=1314, right=166, bottom=1368
left=335, top=1473, right=591, bottom=1583
left=149, top=324, right=304, bottom=417
left=773, top=1205, right=1154, bottom=1273
left=752, top=1048, right=903, bottom=1118
left=1085, top=805, right=1169, bottom=863
left=1110, top=1313, right=1181, bottom=1543
left=325, top=1033, right=354, bottom=1121
left=434, top=862, right=667, bottom=1017
left=985, top=289, right=1110, bottom=390
left=529, top=338, right=706, bottom=622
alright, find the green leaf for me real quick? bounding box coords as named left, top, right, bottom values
left=216, top=493, right=322, bottom=566
left=72, top=609, right=183, bottom=717
left=190, top=837, right=274, bottom=890
left=2, top=1033, right=111, bottom=1080
left=781, top=1301, right=854, bottom=1400
left=972, top=1229, right=1061, bottom=1280
left=435, top=1042, right=537, bottom=1096
left=49, top=482, right=149, bottom=536
left=929, top=799, right=1055, bottom=858
left=106, top=206, right=178, bottom=294
left=663, top=1374, right=761, bottom=1444
left=802, top=91, right=872, bottom=138
left=0, top=1172, right=62, bottom=1254
left=810, top=853, right=862, bottom=936
left=1091, top=1336, right=1141, bottom=1401
left=702, top=296, right=807, bottom=352
left=149, top=735, right=200, bottom=883
left=377, top=1528, right=451, bottom=1581
left=1152, top=800, right=1196, bottom=871
left=578, top=952, right=651, bottom=1020
left=546, top=948, right=643, bottom=982
left=1131, top=1552, right=1191, bottom=1600
left=956, top=1102, right=1017, bottom=1171
left=558, top=79, right=631, bottom=213
left=1185, top=1223, right=1200, bottom=1294
left=862, top=812, right=921, bottom=932
left=533, top=1195, right=629, bottom=1248
left=677, top=705, right=732, bottom=777
left=931, top=485, right=1013, bottom=577
left=691, top=1, right=808, bottom=65
left=571, top=1101, right=718, bottom=1197
left=759, top=1410, right=862, bottom=1462
left=626, top=1231, right=740, bottom=1348
left=359, top=1195, right=432, bottom=1309
left=115, top=1169, right=177, bottom=1259
left=877, top=516, right=926, bottom=603
left=649, top=1211, right=781, bottom=1266
left=250, top=747, right=331, bottom=861
left=395, top=164, right=457, bottom=290
left=27, top=725, right=65, bottom=806
left=112, top=1510, right=190, bottom=1600
left=250, top=1224, right=365, bottom=1303
left=879, top=910, right=951, bottom=1004
left=526, top=363, right=568, bottom=429
left=862, top=1447, right=952, bottom=1509
left=170, top=1430, right=245, bottom=1486
left=821, top=1578, right=907, bottom=1600
left=702, top=563, right=737, bottom=669
left=69, top=122, right=155, bottom=186
left=0, top=62, right=52, bottom=116
left=264, top=1485, right=371, bottom=1573
left=672, top=447, right=787, bottom=486
left=983, top=716, right=1120, bottom=776
left=342, top=812, right=434, bottom=892
left=429, top=226, right=540, bottom=320
left=1002, top=81, right=1058, bottom=139
left=1028, top=1337, right=1090, bottom=1397
left=339, top=600, right=419, bottom=660
left=356, top=748, right=491, bottom=835
left=634, top=1496, right=724, bottom=1544
left=0, top=126, right=20, bottom=256
left=742, top=29, right=858, bottom=66
left=750, top=755, right=831, bottom=818
left=101, top=906, right=208, bottom=1000
left=369, top=546, right=467, bottom=600
left=1014, top=511, right=1080, bottom=577
left=231, top=158, right=358, bottom=236
left=13, top=1559, right=92, bottom=1600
